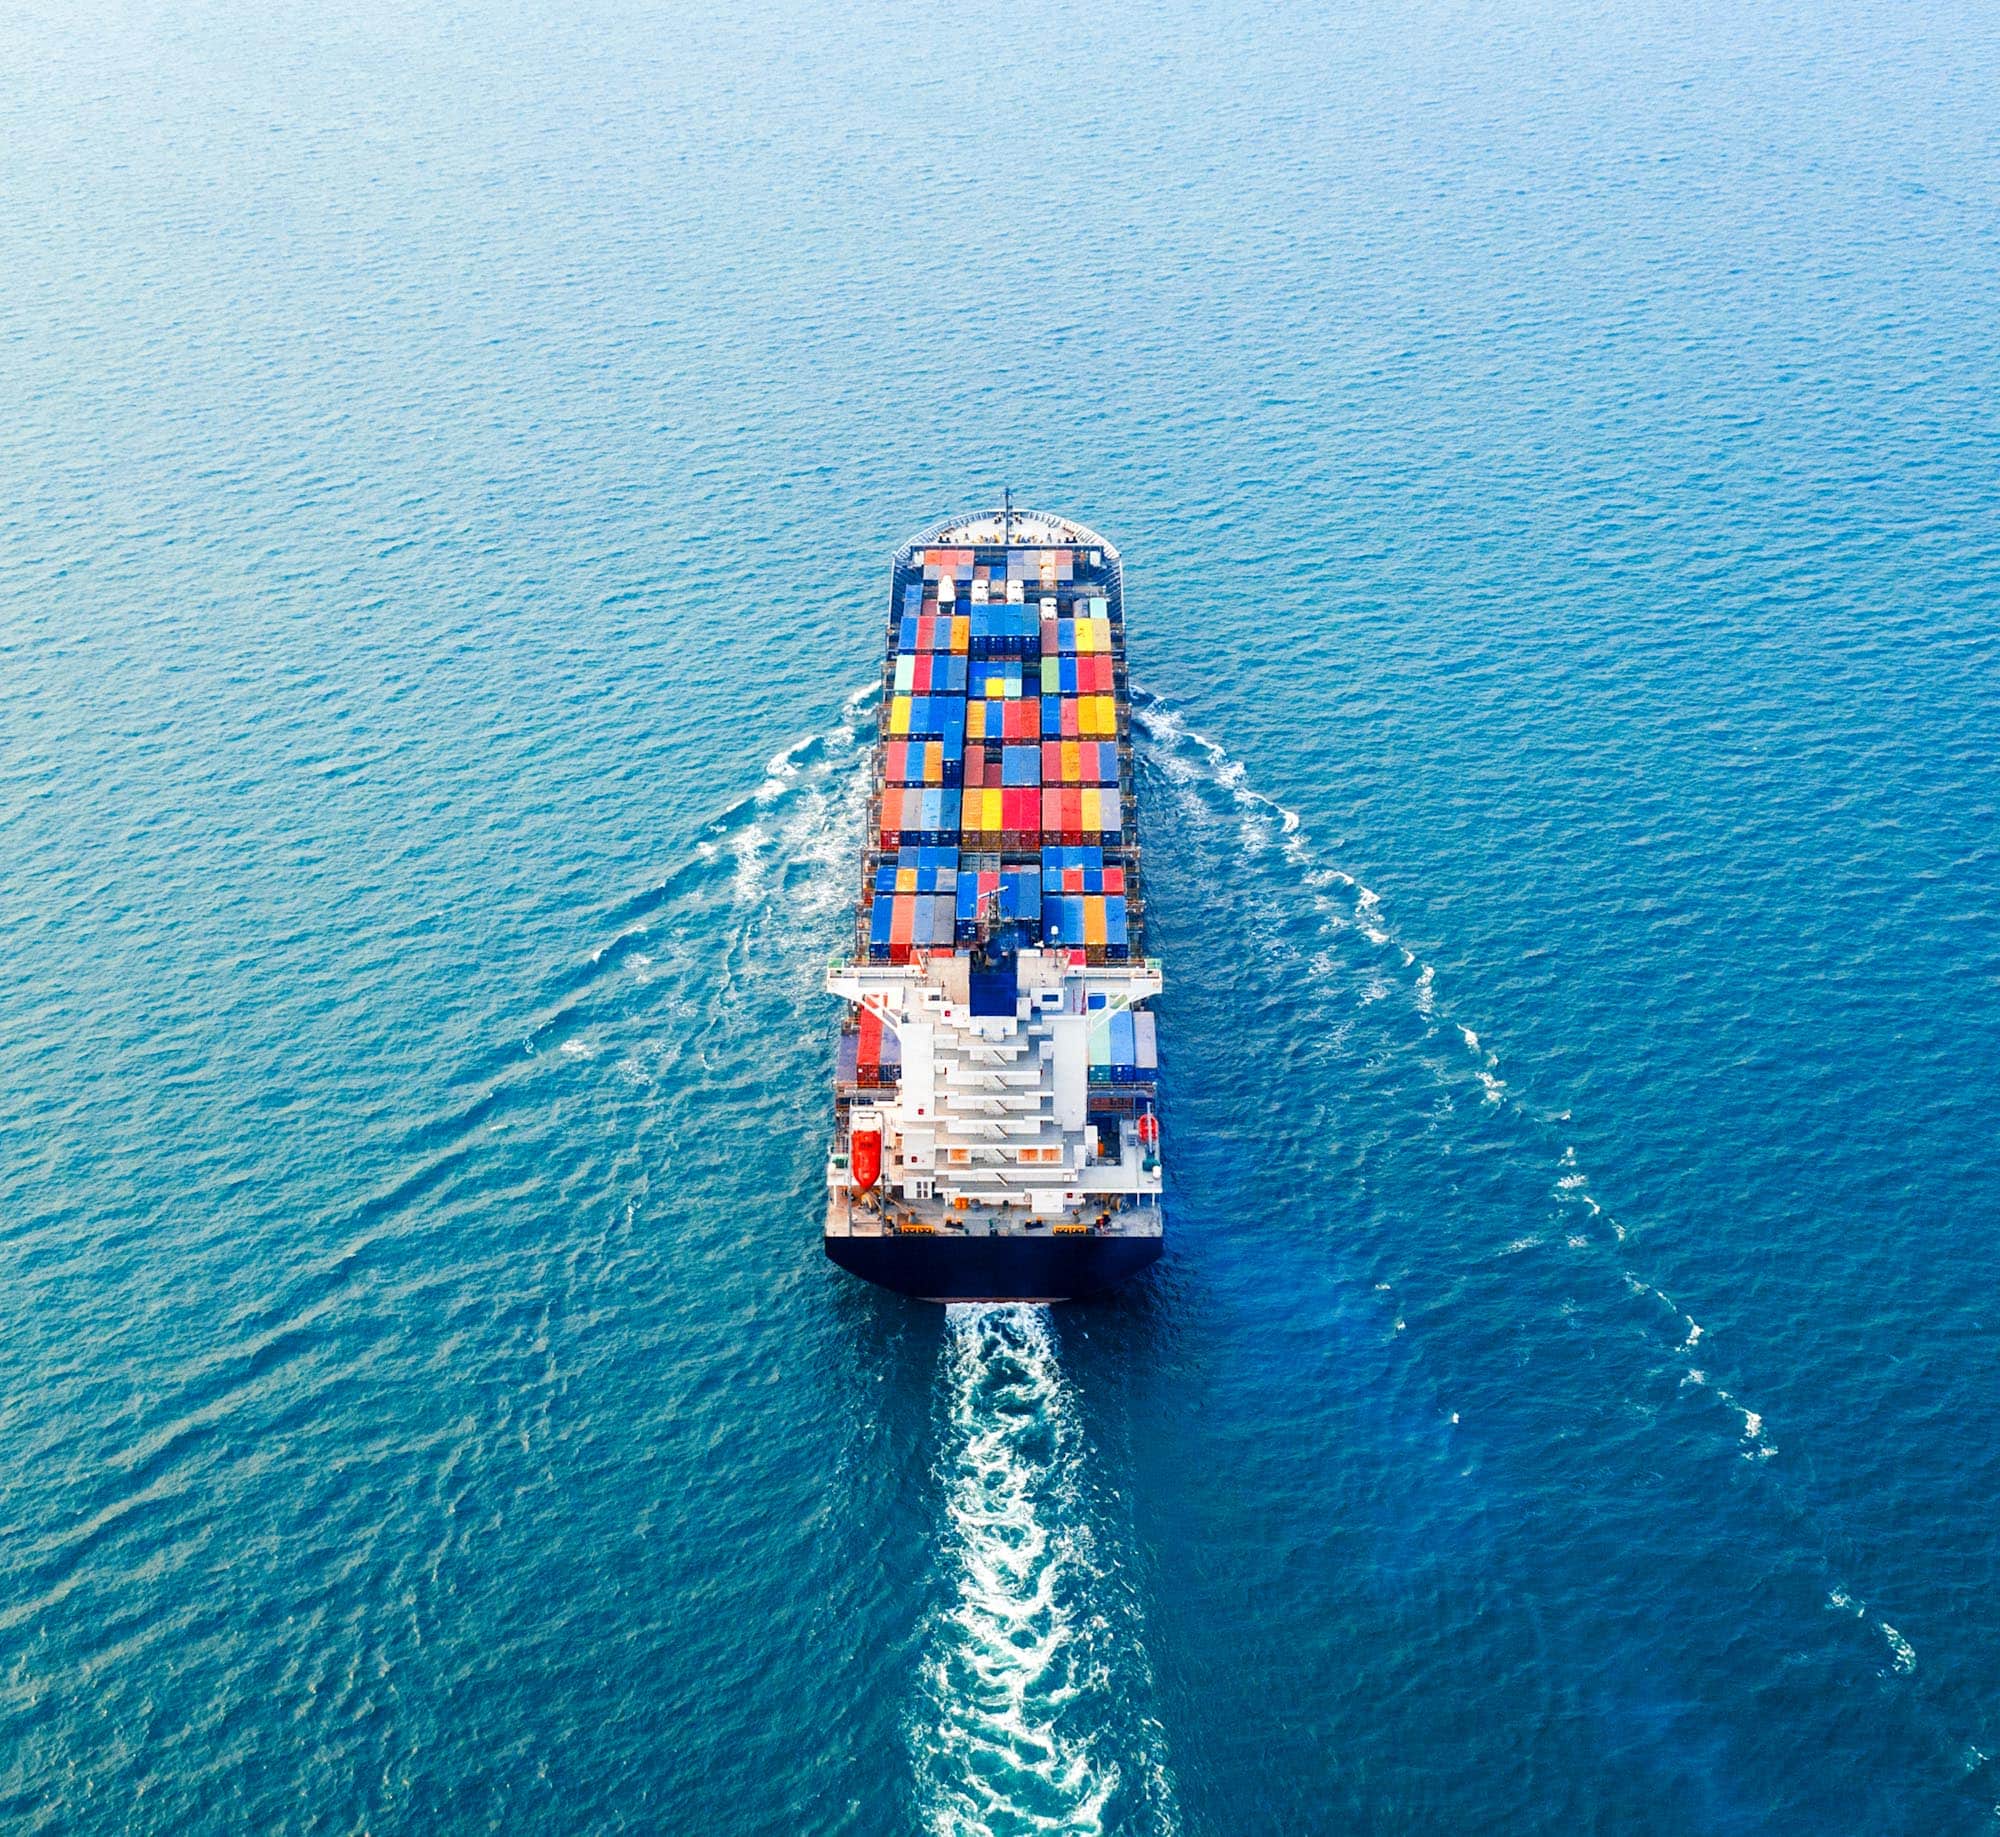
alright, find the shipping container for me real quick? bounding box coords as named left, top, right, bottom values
left=1106, top=895, right=1130, bottom=956
left=1110, top=1010, right=1135, bottom=1078
left=1002, top=745, right=1040, bottom=787
left=1088, top=1013, right=1111, bottom=1074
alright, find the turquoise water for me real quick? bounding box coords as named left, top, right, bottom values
left=4, top=0, right=1999, bottom=1830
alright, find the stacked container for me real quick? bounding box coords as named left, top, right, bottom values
left=859, top=536, right=1144, bottom=970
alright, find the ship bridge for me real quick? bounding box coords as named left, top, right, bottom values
left=827, top=947, right=1162, bottom=1239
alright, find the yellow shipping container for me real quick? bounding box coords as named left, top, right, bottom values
left=951, top=616, right=970, bottom=653
left=896, top=867, right=918, bottom=892
left=984, top=788, right=1005, bottom=831
left=1080, top=788, right=1102, bottom=832
left=1084, top=896, right=1107, bottom=948
left=890, top=696, right=912, bottom=736
left=924, top=741, right=943, bottom=783
left=1060, top=740, right=1082, bottom=783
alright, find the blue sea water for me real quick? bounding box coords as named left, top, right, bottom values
left=3, top=0, right=1998, bottom=1829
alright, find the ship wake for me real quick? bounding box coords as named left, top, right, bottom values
left=912, top=1306, right=1179, bottom=1837
left=1130, top=688, right=1985, bottom=1765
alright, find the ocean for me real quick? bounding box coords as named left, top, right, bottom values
left=3, top=0, right=1997, bottom=1830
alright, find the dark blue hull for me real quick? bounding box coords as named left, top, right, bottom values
left=825, top=1233, right=1162, bottom=1302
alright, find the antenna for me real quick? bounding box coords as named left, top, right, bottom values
left=1003, top=486, right=1013, bottom=545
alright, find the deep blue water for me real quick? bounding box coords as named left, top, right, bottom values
left=4, top=0, right=1999, bottom=1830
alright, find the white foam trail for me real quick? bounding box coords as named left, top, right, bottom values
left=913, top=1307, right=1179, bottom=1837
left=1829, top=1591, right=1918, bottom=1676
left=692, top=691, right=875, bottom=916
left=1131, top=697, right=1977, bottom=1696
left=1138, top=706, right=1822, bottom=1453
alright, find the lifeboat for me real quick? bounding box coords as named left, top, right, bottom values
left=850, top=1125, right=883, bottom=1193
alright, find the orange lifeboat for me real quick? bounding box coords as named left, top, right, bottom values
left=850, top=1126, right=882, bottom=1193
left=1136, top=1111, right=1160, bottom=1151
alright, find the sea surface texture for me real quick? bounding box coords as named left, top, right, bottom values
left=3, top=1, right=1997, bottom=1831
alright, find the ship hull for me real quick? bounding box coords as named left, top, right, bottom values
left=825, top=1231, right=1162, bottom=1303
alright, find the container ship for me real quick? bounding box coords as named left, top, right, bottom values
left=824, top=507, right=1164, bottom=1303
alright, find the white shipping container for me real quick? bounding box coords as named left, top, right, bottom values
left=1133, top=1009, right=1158, bottom=1071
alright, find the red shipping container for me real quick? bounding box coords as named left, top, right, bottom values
left=857, top=1005, right=883, bottom=1070
left=880, top=789, right=900, bottom=840
left=1060, top=699, right=1080, bottom=740
left=891, top=895, right=915, bottom=950
left=1061, top=788, right=1082, bottom=838
left=1063, top=867, right=1083, bottom=893
left=1104, top=865, right=1126, bottom=893
left=1041, top=740, right=1062, bottom=784
left=885, top=740, right=907, bottom=783
left=912, top=654, right=933, bottom=693
left=1003, top=787, right=1036, bottom=833
left=1041, top=786, right=1062, bottom=834
left=1003, top=700, right=1037, bottom=742
left=916, top=614, right=935, bottom=652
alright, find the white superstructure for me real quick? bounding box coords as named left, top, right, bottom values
left=826, top=947, right=1163, bottom=1239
